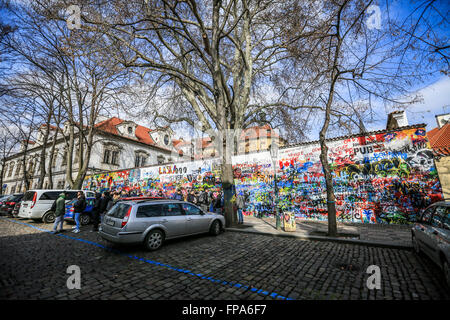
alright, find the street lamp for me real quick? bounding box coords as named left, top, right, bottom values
left=270, top=141, right=281, bottom=230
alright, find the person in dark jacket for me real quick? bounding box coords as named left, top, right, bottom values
left=187, top=190, right=197, bottom=204
left=99, top=191, right=112, bottom=223
left=72, top=192, right=86, bottom=233
left=91, top=192, right=102, bottom=232
left=213, top=192, right=224, bottom=215
left=51, top=193, right=66, bottom=234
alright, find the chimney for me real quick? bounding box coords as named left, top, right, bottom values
left=386, top=110, right=408, bottom=130
left=435, top=113, right=450, bottom=128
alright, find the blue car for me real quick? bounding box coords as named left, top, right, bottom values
left=64, top=197, right=95, bottom=225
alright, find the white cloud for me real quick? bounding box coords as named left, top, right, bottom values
left=404, top=76, right=450, bottom=130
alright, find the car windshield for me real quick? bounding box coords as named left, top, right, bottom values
left=106, top=203, right=131, bottom=219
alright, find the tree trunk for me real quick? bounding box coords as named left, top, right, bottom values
left=319, top=140, right=337, bottom=237
left=37, top=123, right=51, bottom=189
left=0, top=159, right=5, bottom=195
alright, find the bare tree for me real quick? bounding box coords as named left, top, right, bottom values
left=2, top=0, right=128, bottom=189
left=57, top=0, right=325, bottom=227
left=280, top=0, right=448, bottom=235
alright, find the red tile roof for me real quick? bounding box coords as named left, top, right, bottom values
left=428, top=123, right=450, bottom=156
left=94, top=117, right=170, bottom=151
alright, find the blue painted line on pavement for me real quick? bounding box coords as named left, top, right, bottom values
left=1, top=217, right=294, bottom=300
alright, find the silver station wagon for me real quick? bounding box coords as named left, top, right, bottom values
left=99, top=200, right=225, bottom=250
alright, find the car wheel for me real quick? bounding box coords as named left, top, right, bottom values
left=210, top=220, right=221, bottom=236
left=144, top=230, right=164, bottom=251
left=80, top=213, right=91, bottom=225
left=412, top=233, right=420, bottom=254
left=443, top=259, right=450, bottom=288
left=42, top=211, right=55, bottom=224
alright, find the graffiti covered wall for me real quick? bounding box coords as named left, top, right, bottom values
left=83, top=159, right=223, bottom=198
left=83, top=126, right=443, bottom=224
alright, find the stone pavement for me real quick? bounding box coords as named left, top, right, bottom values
left=227, top=216, right=413, bottom=248
left=0, top=217, right=449, bottom=300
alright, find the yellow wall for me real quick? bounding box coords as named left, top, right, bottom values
left=435, top=156, right=450, bottom=199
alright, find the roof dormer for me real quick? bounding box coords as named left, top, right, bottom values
left=116, top=121, right=138, bottom=139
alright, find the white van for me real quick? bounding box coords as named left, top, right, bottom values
left=18, top=189, right=96, bottom=223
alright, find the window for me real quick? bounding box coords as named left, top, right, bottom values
left=136, top=204, right=164, bottom=218
left=157, top=155, right=165, bottom=164
left=15, top=163, right=22, bottom=177
left=52, top=150, right=58, bottom=168
left=62, top=150, right=68, bottom=166
left=432, top=206, right=450, bottom=230
left=135, top=154, right=141, bottom=167
left=65, top=192, right=78, bottom=201
left=420, top=206, right=435, bottom=224
left=111, top=151, right=119, bottom=165
left=163, top=203, right=183, bottom=216
left=128, top=127, right=133, bottom=134
left=182, top=203, right=202, bottom=215
left=106, top=203, right=131, bottom=219
left=164, top=134, right=169, bottom=145
left=23, top=191, right=36, bottom=201
left=103, top=149, right=111, bottom=164
left=8, top=163, right=14, bottom=177
left=39, top=191, right=61, bottom=201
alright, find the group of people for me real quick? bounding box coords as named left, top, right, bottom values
left=51, top=190, right=114, bottom=234
left=50, top=186, right=247, bottom=234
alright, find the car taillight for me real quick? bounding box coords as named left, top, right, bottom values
left=121, top=207, right=132, bottom=228
left=31, top=193, right=37, bottom=208
left=6, top=202, right=16, bottom=206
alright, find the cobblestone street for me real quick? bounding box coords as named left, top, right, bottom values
left=0, top=217, right=449, bottom=300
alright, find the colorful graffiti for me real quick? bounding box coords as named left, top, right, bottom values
left=82, top=126, right=443, bottom=224
left=272, top=127, right=442, bottom=224
left=83, top=160, right=223, bottom=198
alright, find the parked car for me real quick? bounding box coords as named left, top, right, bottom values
left=12, top=201, right=21, bottom=217
left=0, top=194, right=11, bottom=207
left=17, top=189, right=96, bottom=223
left=411, top=201, right=450, bottom=286
left=99, top=199, right=225, bottom=251
left=0, top=193, right=24, bottom=216
left=64, top=197, right=96, bottom=225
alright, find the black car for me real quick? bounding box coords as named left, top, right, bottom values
left=0, top=193, right=24, bottom=216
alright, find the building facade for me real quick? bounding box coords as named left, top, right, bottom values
left=1, top=117, right=176, bottom=194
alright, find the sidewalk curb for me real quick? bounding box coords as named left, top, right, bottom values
left=225, top=227, right=413, bottom=250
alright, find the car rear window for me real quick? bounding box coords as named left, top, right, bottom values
left=10, top=194, right=23, bottom=201
left=106, top=203, right=131, bottom=219
left=136, top=204, right=164, bottom=218
left=39, top=192, right=61, bottom=200
left=22, top=191, right=36, bottom=201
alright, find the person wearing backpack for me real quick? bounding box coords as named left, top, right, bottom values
left=51, top=193, right=66, bottom=234
left=72, top=191, right=87, bottom=234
